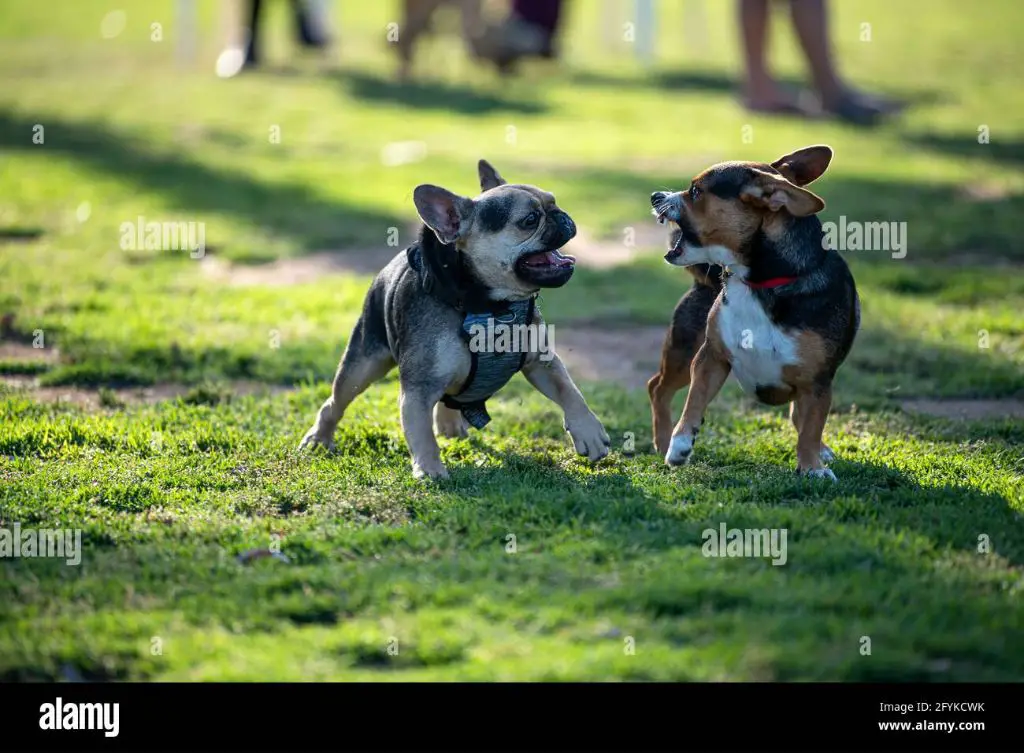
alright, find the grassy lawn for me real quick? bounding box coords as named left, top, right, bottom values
left=1, top=0, right=1022, bottom=680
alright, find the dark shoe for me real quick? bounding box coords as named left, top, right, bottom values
left=243, top=44, right=259, bottom=68
left=471, top=15, right=549, bottom=71
left=822, top=94, right=884, bottom=126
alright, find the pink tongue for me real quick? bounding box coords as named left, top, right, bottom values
left=528, top=250, right=575, bottom=267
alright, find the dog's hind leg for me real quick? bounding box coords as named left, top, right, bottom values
left=299, top=320, right=395, bottom=451
left=434, top=402, right=469, bottom=438
left=790, top=400, right=835, bottom=464
left=793, top=385, right=836, bottom=481
left=648, top=337, right=695, bottom=457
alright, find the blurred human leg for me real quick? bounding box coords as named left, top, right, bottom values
left=787, top=0, right=904, bottom=120
left=510, top=0, right=565, bottom=57
left=738, top=0, right=807, bottom=112
left=292, top=0, right=331, bottom=49
left=244, top=0, right=263, bottom=66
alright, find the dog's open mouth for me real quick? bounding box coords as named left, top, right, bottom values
left=664, top=230, right=684, bottom=262
left=519, top=249, right=575, bottom=269
left=515, top=248, right=576, bottom=287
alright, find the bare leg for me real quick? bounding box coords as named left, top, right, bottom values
left=787, top=0, right=904, bottom=118
left=458, top=0, right=485, bottom=56
left=665, top=344, right=731, bottom=466
left=395, top=0, right=446, bottom=80
left=787, top=0, right=843, bottom=104
left=738, top=0, right=802, bottom=110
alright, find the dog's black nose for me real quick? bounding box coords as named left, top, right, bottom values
left=651, top=191, right=671, bottom=208
left=551, top=210, right=576, bottom=243
left=559, top=212, right=577, bottom=241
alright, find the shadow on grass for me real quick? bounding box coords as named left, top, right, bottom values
left=445, top=433, right=1022, bottom=558
left=0, top=227, right=44, bottom=243
left=431, top=449, right=1024, bottom=655
left=0, top=110, right=403, bottom=256
left=568, top=68, right=945, bottom=109
left=327, top=70, right=548, bottom=116
left=904, top=131, right=1024, bottom=167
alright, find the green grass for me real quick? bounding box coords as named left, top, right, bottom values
left=0, top=0, right=1022, bottom=681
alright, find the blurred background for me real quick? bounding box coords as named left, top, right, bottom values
left=1, top=0, right=1022, bottom=401
left=0, top=0, right=1019, bottom=401
left=1, top=0, right=1023, bottom=684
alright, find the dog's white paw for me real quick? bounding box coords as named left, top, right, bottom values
left=565, top=411, right=611, bottom=462
left=820, top=445, right=837, bottom=464
left=435, top=410, right=470, bottom=439
left=298, top=427, right=335, bottom=452
left=665, top=433, right=694, bottom=467
left=412, top=459, right=449, bottom=480
left=801, top=467, right=838, bottom=482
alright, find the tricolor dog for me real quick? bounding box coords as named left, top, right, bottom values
left=299, top=160, right=610, bottom=479
left=648, top=145, right=859, bottom=481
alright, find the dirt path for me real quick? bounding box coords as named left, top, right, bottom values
left=553, top=325, right=665, bottom=391
left=198, top=222, right=674, bottom=285
left=0, top=342, right=61, bottom=363
left=6, top=230, right=1023, bottom=417
left=899, top=399, right=1024, bottom=420
left=0, top=375, right=290, bottom=410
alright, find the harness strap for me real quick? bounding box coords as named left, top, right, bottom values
left=408, top=243, right=537, bottom=430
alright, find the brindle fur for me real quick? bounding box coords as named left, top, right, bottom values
left=298, top=160, right=610, bottom=479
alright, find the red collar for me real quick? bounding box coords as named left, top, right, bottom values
left=742, top=276, right=799, bottom=289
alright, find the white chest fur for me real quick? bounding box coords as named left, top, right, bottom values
left=714, top=280, right=798, bottom=394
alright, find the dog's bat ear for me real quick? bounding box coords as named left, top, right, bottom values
left=770, top=145, right=833, bottom=186
left=413, top=185, right=475, bottom=246
left=478, top=159, right=507, bottom=192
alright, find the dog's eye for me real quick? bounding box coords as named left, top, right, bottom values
left=690, top=185, right=702, bottom=201
left=519, top=212, right=540, bottom=229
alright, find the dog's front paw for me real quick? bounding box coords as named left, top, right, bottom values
left=665, top=432, right=694, bottom=467
left=799, top=467, right=838, bottom=482
left=565, top=411, right=611, bottom=462
left=412, top=459, right=450, bottom=481
left=298, top=426, right=335, bottom=452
